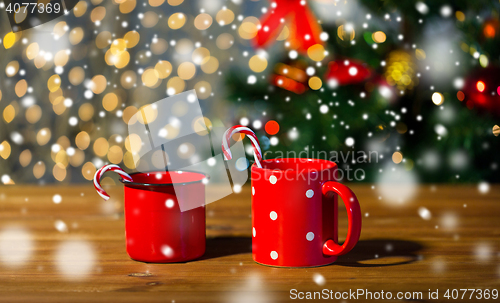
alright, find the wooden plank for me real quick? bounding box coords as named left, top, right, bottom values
left=0, top=185, right=498, bottom=302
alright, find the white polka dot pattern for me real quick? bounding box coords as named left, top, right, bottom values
left=269, top=175, right=277, bottom=184
left=306, top=232, right=314, bottom=241
left=270, top=211, right=278, bottom=220
left=270, top=251, right=278, bottom=260
left=306, top=189, right=314, bottom=198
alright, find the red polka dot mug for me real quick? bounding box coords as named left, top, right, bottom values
left=251, top=158, right=362, bottom=267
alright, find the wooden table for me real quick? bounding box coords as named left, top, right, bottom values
left=0, top=184, right=498, bottom=302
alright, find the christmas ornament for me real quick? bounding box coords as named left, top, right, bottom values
left=337, top=24, right=356, bottom=42
left=460, top=66, right=500, bottom=117
left=384, top=50, right=418, bottom=91
left=255, top=0, right=324, bottom=53
left=271, top=61, right=309, bottom=94
left=325, top=58, right=372, bottom=87
left=265, top=120, right=280, bottom=135
left=493, top=125, right=500, bottom=136
left=482, top=18, right=499, bottom=39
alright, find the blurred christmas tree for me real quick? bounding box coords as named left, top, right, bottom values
left=225, top=0, right=500, bottom=183
left=1, top=0, right=499, bottom=187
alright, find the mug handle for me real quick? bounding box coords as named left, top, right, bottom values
left=322, top=182, right=362, bottom=256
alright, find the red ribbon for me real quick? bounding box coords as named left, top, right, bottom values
left=254, top=0, right=323, bottom=53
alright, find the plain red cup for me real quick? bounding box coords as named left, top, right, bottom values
left=251, top=158, right=362, bottom=267
left=120, top=171, right=207, bottom=263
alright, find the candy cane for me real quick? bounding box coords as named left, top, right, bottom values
left=222, top=125, right=263, bottom=168
left=93, top=164, right=133, bottom=201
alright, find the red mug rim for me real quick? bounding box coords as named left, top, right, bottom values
left=119, top=170, right=209, bottom=187
left=252, top=158, right=337, bottom=173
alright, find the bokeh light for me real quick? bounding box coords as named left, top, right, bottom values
left=249, top=55, right=268, bottom=73
left=476, top=81, right=485, bottom=92
left=265, top=120, right=279, bottom=135
left=194, top=13, right=212, bottom=30
left=372, top=31, right=387, bottom=43
left=0, top=226, right=34, bottom=267
left=432, top=92, right=444, bottom=105
left=377, top=163, right=418, bottom=206
left=55, top=240, right=96, bottom=280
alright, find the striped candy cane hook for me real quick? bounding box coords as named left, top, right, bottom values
left=222, top=125, right=263, bottom=168
left=93, top=164, right=133, bottom=201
